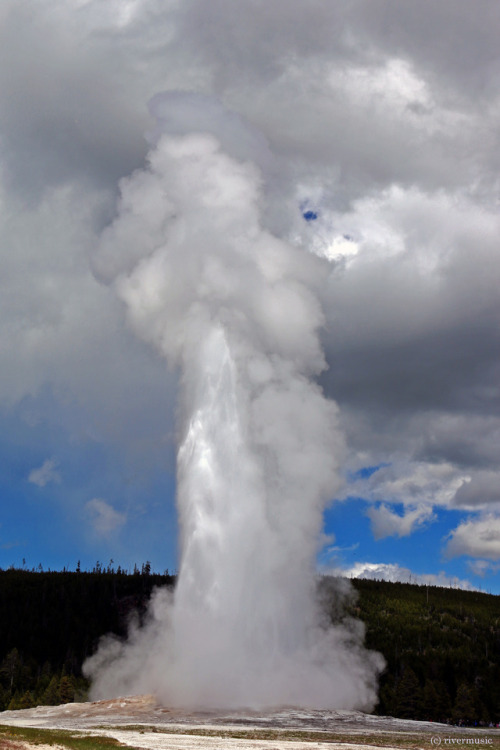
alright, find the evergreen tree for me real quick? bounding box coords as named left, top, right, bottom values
left=422, top=679, right=441, bottom=721
left=0, top=685, right=10, bottom=711
left=395, top=666, right=422, bottom=720
left=41, top=675, right=60, bottom=706
left=453, top=682, right=477, bottom=725
left=7, top=691, right=21, bottom=710
left=58, top=675, right=75, bottom=704
left=433, top=680, right=452, bottom=722
left=0, top=648, right=21, bottom=691
left=19, top=690, right=35, bottom=709
left=378, top=681, right=396, bottom=717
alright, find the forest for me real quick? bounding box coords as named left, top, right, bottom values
left=1, top=566, right=499, bottom=725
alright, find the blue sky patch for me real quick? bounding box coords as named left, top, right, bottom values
left=302, top=210, right=318, bottom=222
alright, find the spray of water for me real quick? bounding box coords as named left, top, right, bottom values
left=84, top=93, right=383, bottom=710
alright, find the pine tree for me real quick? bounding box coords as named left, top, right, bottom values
left=41, top=674, right=60, bottom=705
left=58, top=675, right=75, bottom=704
left=0, top=685, right=10, bottom=711
left=7, top=691, right=21, bottom=710
left=395, top=666, right=422, bottom=720
left=453, top=682, right=476, bottom=725
left=433, top=680, right=452, bottom=722
left=0, top=648, right=21, bottom=691
left=422, top=679, right=441, bottom=721
left=19, top=690, right=35, bottom=709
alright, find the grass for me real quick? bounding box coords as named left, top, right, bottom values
left=93, top=723, right=500, bottom=749
left=2, top=723, right=499, bottom=749
left=0, top=724, right=141, bottom=750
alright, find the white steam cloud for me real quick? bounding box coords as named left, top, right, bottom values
left=84, top=92, right=383, bottom=710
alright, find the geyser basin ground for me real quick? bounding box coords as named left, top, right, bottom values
left=1, top=696, right=498, bottom=750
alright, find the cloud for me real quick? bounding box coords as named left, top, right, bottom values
left=452, top=470, right=500, bottom=509
left=340, top=459, right=471, bottom=511
left=445, top=516, right=500, bottom=561
left=0, top=0, right=149, bottom=200
left=366, top=503, right=435, bottom=540
left=0, top=540, right=21, bottom=551
left=0, top=175, right=177, bottom=482
left=28, top=458, right=61, bottom=487
left=327, top=561, right=477, bottom=592
left=467, top=559, right=500, bottom=578
left=416, top=414, right=500, bottom=471
left=85, top=498, right=126, bottom=537
left=0, top=0, right=499, bottom=588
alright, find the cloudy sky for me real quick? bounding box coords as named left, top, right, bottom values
left=1, top=0, right=500, bottom=592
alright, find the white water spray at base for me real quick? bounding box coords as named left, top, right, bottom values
left=84, top=94, right=383, bottom=710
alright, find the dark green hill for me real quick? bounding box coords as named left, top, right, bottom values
left=0, top=565, right=174, bottom=710
left=348, top=577, right=500, bottom=724
left=1, top=568, right=499, bottom=724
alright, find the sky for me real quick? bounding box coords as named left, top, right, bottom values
left=1, top=0, right=500, bottom=593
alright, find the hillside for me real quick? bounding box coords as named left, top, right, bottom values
left=348, top=577, right=500, bottom=724
left=0, top=565, right=174, bottom=711
left=1, top=568, right=499, bottom=724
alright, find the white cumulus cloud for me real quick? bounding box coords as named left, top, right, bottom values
left=445, top=516, right=500, bottom=561
left=366, top=503, right=435, bottom=540
left=28, top=458, right=61, bottom=487
left=467, top=559, right=500, bottom=578
left=85, top=498, right=126, bottom=537
left=328, top=561, right=477, bottom=591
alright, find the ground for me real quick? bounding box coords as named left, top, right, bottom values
left=0, top=695, right=498, bottom=750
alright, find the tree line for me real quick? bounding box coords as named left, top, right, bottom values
left=1, top=566, right=500, bottom=724
left=344, top=577, right=500, bottom=725
left=0, top=564, right=174, bottom=711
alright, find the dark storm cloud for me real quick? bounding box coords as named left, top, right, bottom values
left=0, top=2, right=152, bottom=200
left=1, top=0, right=499, bottom=569
left=349, top=1, right=500, bottom=99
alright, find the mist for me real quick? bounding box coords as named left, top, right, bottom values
left=83, top=92, right=383, bottom=710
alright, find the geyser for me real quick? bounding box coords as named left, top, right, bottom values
left=84, top=93, right=382, bottom=710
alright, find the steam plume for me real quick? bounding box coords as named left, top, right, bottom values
left=84, top=93, right=382, bottom=709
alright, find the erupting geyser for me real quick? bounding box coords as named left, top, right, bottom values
left=84, top=93, right=383, bottom=710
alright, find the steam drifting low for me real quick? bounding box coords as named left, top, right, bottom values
left=84, top=93, right=382, bottom=709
